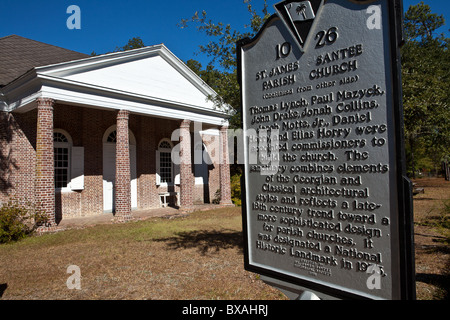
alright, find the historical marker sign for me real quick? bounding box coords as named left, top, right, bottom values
left=237, top=0, right=415, bottom=300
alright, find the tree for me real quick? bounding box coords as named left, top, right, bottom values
left=403, top=2, right=446, bottom=41
left=91, top=37, right=146, bottom=56
left=179, top=0, right=271, bottom=128
left=116, top=37, right=145, bottom=52
left=186, top=58, right=240, bottom=127
left=181, top=1, right=449, bottom=177
left=401, top=2, right=449, bottom=178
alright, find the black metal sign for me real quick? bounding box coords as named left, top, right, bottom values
left=237, top=0, right=415, bottom=300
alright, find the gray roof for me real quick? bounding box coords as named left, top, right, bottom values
left=0, top=35, right=89, bottom=87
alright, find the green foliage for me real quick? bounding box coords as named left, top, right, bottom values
left=212, top=189, right=221, bottom=204
left=117, top=37, right=145, bottom=52
left=230, top=174, right=242, bottom=206
left=181, top=1, right=449, bottom=176
left=403, top=1, right=446, bottom=42
left=186, top=59, right=238, bottom=124
left=0, top=200, right=49, bottom=244
left=442, top=200, right=450, bottom=229
left=405, top=139, right=441, bottom=176
left=416, top=199, right=450, bottom=243
left=179, top=1, right=270, bottom=71
left=91, top=37, right=146, bottom=56
left=401, top=2, right=449, bottom=177
left=179, top=0, right=271, bottom=128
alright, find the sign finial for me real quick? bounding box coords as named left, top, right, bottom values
left=274, top=0, right=324, bottom=49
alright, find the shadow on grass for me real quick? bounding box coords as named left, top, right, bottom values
left=155, top=229, right=244, bottom=255
left=416, top=272, right=450, bottom=300
left=416, top=240, right=450, bottom=300
left=0, top=283, right=7, bottom=298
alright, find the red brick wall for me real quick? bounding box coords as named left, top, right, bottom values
left=1, top=103, right=229, bottom=220
left=0, top=110, right=37, bottom=205
left=56, top=191, right=81, bottom=219
left=136, top=116, right=181, bottom=208
left=135, top=115, right=156, bottom=209
left=53, top=104, right=85, bottom=219
left=81, top=107, right=115, bottom=216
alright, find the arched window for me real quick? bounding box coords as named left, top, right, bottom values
left=106, top=130, right=117, bottom=143
left=157, top=139, right=173, bottom=184
left=54, top=132, right=69, bottom=143
left=159, top=140, right=172, bottom=149
left=102, top=125, right=137, bottom=145
left=54, top=130, right=72, bottom=189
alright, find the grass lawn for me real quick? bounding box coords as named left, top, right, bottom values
left=412, top=178, right=450, bottom=300
left=0, top=177, right=448, bottom=300
left=0, top=207, right=286, bottom=300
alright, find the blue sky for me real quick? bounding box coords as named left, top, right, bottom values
left=1, top=0, right=449, bottom=67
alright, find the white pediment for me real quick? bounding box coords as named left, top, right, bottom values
left=3, top=44, right=231, bottom=125
left=62, top=53, right=215, bottom=110
left=36, top=44, right=228, bottom=114
left=69, top=55, right=210, bottom=108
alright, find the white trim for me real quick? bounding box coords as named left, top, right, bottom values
left=38, top=74, right=226, bottom=116
left=53, top=129, right=73, bottom=192
left=34, top=44, right=218, bottom=99
left=37, top=81, right=228, bottom=126
left=1, top=44, right=232, bottom=126
left=156, top=138, right=176, bottom=186
left=101, top=133, right=138, bottom=212
left=0, top=92, right=8, bottom=112
left=199, top=129, right=220, bottom=136
left=70, top=147, right=85, bottom=191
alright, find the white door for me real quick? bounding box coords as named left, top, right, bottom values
left=103, top=144, right=116, bottom=213
left=103, top=144, right=137, bottom=213
left=130, top=145, right=138, bottom=210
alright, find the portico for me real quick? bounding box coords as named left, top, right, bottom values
left=0, top=36, right=233, bottom=227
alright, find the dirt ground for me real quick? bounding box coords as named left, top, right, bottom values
left=412, top=178, right=450, bottom=300
left=0, top=207, right=286, bottom=300
left=0, top=178, right=448, bottom=300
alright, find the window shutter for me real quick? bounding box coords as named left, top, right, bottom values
left=156, top=150, right=161, bottom=185
left=174, top=163, right=180, bottom=185
left=70, top=147, right=84, bottom=190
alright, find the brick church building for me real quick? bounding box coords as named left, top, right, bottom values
left=0, top=35, right=233, bottom=227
